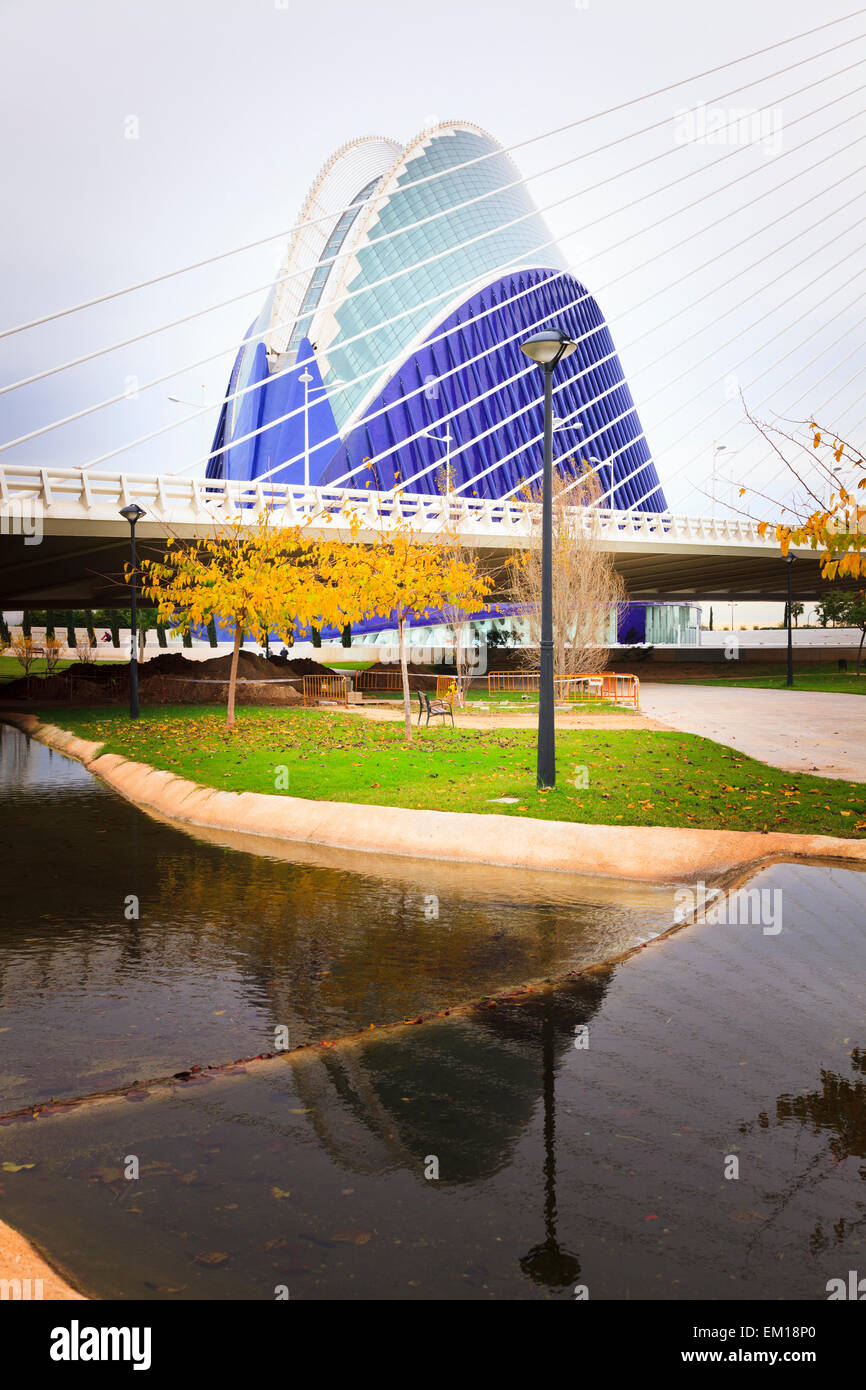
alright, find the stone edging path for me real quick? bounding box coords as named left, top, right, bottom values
left=4, top=712, right=865, bottom=884
left=0, top=1219, right=86, bottom=1300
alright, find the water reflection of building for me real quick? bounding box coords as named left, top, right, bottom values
left=287, top=977, right=612, bottom=1288
left=1, top=723, right=665, bottom=1112
left=288, top=976, right=612, bottom=1183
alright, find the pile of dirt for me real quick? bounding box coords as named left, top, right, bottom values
left=1, top=663, right=123, bottom=703
left=275, top=655, right=338, bottom=677
left=143, top=652, right=304, bottom=704
left=1, top=652, right=324, bottom=706
left=361, top=661, right=439, bottom=692
left=139, top=652, right=199, bottom=676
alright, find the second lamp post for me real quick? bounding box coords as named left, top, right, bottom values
left=520, top=328, right=578, bottom=789
left=119, top=502, right=146, bottom=721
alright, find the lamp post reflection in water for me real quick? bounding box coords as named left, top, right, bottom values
left=520, top=1002, right=581, bottom=1289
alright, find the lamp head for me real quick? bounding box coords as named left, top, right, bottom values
left=119, top=503, right=146, bottom=526
left=520, top=327, right=577, bottom=367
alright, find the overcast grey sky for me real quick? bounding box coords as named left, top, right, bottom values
left=1, top=0, right=864, bottom=581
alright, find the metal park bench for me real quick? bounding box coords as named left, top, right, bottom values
left=417, top=688, right=455, bottom=727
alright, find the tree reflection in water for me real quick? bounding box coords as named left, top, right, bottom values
left=740, top=1046, right=866, bottom=1252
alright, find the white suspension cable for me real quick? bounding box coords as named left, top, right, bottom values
left=459, top=224, right=866, bottom=511
left=627, top=294, right=866, bottom=513
left=4, top=44, right=862, bottom=409
left=626, top=192, right=866, bottom=410
left=22, top=73, right=861, bottom=479
left=183, top=103, right=866, bottom=487
left=190, top=169, right=866, bottom=503
left=3, top=7, right=861, bottom=341
left=325, top=185, right=866, bottom=502
left=710, top=357, right=866, bottom=516
left=673, top=359, right=866, bottom=519
left=674, top=293, right=866, bottom=514
left=609, top=293, right=866, bottom=514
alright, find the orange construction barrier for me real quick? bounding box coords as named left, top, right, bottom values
left=355, top=669, right=402, bottom=691
left=302, top=674, right=348, bottom=705
left=488, top=670, right=639, bottom=709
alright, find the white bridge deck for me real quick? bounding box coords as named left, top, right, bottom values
left=0, top=465, right=826, bottom=605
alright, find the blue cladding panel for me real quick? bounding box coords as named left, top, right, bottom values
left=209, top=272, right=666, bottom=513
left=318, top=269, right=666, bottom=511
left=617, top=603, right=647, bottom=645
left=207, top=337, right=338, bottom=486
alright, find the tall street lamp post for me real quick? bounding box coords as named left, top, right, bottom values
left=119, top=503, right=146, bottom=720
left=520, top=328, right=578, bottom=789
left=300, top=370, right=314, bottom=487
left=710, top=442, right=727, bottom=521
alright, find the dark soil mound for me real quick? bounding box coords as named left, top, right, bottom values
left=145, top=652, right=303, bottom=704
left=362, top=661, right=438, bottom=692
left=141, top=652, right=199, bottom=675
left=281, top=656, right=338, bottom=676
left=2, top=652, right=311, bottom=706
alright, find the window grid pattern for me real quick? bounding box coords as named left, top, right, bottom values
left=322, top=130, right=564, bottom=430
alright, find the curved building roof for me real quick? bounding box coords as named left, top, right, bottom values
left=208, top=122, right=667, bottom=512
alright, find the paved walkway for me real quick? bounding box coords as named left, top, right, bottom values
left=639, top=683, right=866, bottom=781
left=341, top=703, right=665, bottom=732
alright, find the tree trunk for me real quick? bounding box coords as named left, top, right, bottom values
left=227, top=624, right=242, bottom=731
left=398, top=612, right=412, bottom=744
left=858, top=628, right=865, bottom=677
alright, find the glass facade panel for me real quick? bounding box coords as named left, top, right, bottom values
left=322, top=129, right=565, bottom=430
left=645, top=604, right=700, bottom=645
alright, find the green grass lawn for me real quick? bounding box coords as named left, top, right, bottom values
left=0, top=656, right=75, bottom=682
left=649, top=663, right=865, bottom=695
left=54, top=705, right=866, bottom=837
left=365, top=688, right=630, bottom=715
left=0, top=656, right=125, bottom=683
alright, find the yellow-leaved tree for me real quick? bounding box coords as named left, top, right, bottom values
left=140, top=511, right=332, bottom=730
left=140, top=500, right=490, bottom=739
left=742, top=411, right=866, bottom=579
left=316, top=507, right=492, bottom=742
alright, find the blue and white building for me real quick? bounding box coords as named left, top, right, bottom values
left=207, top=122, right=691, bottom=647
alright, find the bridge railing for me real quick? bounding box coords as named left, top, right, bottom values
left=0, top=462, right=780, bottom=550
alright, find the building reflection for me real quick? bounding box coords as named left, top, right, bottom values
left=288, top=975, right=612, bottom=1182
